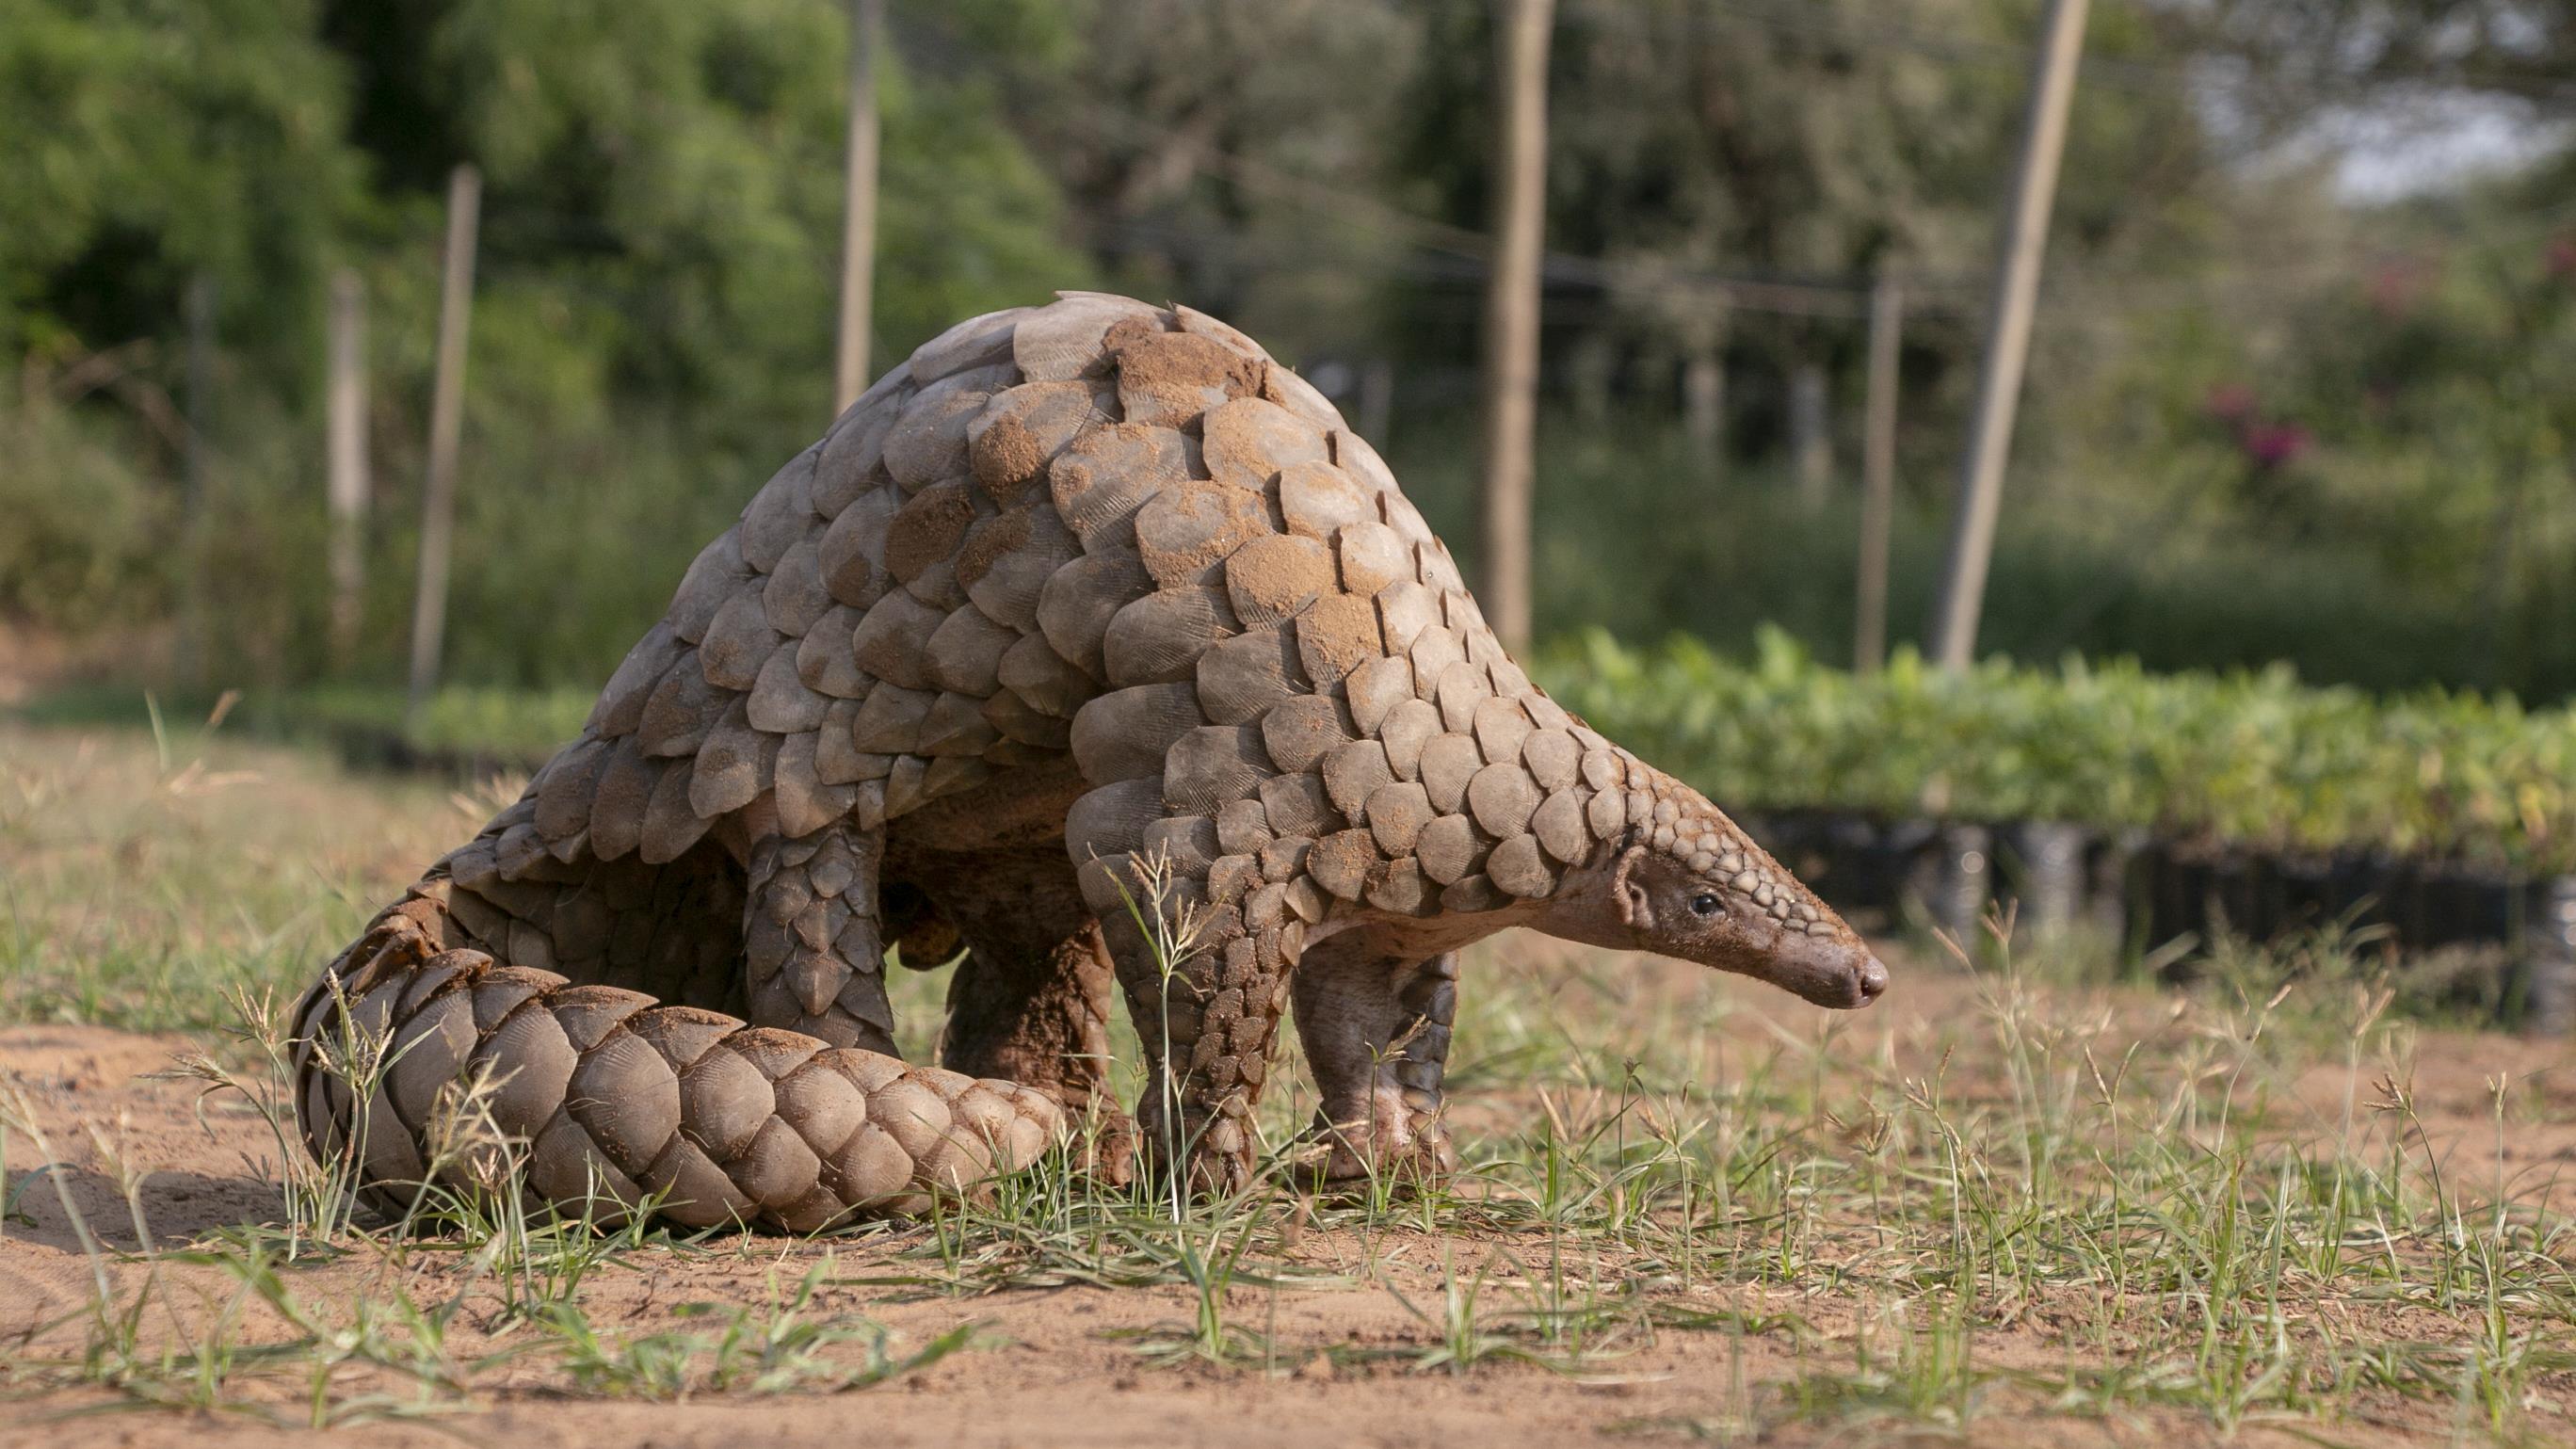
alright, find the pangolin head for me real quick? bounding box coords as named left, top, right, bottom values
left=1546, top=762, right=1889, bottom=1010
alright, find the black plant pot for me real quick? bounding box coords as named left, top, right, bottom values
left=1904, top=822, right=1993, bottom=941
left=2001, top=820, right=2088, bottom=936
left=2086, top=828, right=2148, bottom=950
left=2522, top=876, right=2576, bottom=1037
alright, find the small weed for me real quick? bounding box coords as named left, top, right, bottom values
left=538, top=1259, right=974, bottom=1399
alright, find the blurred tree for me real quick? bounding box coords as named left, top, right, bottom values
left=8, top=0, right=2576, bottom=702
left=0, top=0, right=362, bottom=384
left=2177, top=0, right=2576, bottom=117
left=366, top=0, right=1092, bottom=684
left=0, top=0, right=1090, bottom=685
left=990, top=0, right=1425, bottom=359
left=1386, top=0, right=2214, bottom=479
left=338, top=0, right=1087, bottom=444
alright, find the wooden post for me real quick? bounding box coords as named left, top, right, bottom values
left=407, top=164, right=480, bottom=720
left=1358, top=358, right=1394, bottom=449
left=327, top=268, right=370, bottom=668
left=182, top=275, right=215, bottom=523
left=1929, top=0, right=2089, bottom=670
left=1477, top=0, right=1554, bottom=652
left=176, top=273, right=217, bottom=685
left=1678, top=291, right=1729, bottom=481
left=1854, top=275, right=1902, bottom=675
left=833, top=0, right=886, bottom=415
left=1682, top=339, right=1725, bottom=474
left=1789, top=357, right=1831, bottom=507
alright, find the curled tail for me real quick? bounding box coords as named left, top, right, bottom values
left=292, top=853, right=1061, bottom=1232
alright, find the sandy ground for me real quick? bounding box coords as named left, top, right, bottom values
left=6, top=963, right=2572, bottom=1448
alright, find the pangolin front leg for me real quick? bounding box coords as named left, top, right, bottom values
left=1100, top=890, right=1300, bottom=1197
left=1291, top=943, right=1458, bottom=1185
left=741, top=822, right=898, bottom=1055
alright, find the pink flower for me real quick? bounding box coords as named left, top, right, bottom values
left=2242, top=421, right=2311, bottom=469
left=2368, top=260, right=2424, bottom=315
left=2549, top=233, right=2576, bottom=280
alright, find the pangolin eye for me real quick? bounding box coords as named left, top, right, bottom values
left=1690, top=893, right=1724, bottom=917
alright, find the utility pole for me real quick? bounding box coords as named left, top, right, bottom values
left=1789, top=355, right=1830, bottom=507
left=1357, top=358, right=1394, bottom=450
left=1477, top=0, right=1554, bottom=652
left=1929, top=0, right=2089, bottom=670
left=1854, top=275, right=1902, bottom=675
left=833, top=0, right=886, bottom=415
left=408, top=164, right=480, bottom=720
left=1681, top=309, right=1727, bottom=479
left=176, top=273, right=217, bottom=686
left=327, top=269, right=370, bottom=668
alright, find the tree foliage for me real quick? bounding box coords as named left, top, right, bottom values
left=0, top=0, right=361, bottom=375
left=1, top=0, right=1088, bottom=684
left=5, top=0, right=2575, bottom=701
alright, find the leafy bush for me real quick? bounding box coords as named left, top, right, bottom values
left=1538, top=628, right=2576, bottom=875
left=0, top=396, right=169, bottom=632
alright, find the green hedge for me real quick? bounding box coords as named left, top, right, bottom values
left=291, top=684, right=598, bottom=766
left=19, top=684, right=595, bottom=774
left=1534, top=629, right=2576, bottom=876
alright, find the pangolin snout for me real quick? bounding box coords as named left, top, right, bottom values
left=1761, top=930, right=1891, bottom=1009
left=1855, top=953, right=1890, bottom=1006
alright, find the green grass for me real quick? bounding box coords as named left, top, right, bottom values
left=3, top=719, right=2574, bottom=1441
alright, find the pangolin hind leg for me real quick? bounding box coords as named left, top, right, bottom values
left=912, top=844, right=1126, bottom=1133
left=739, top=820, right=899, bottom=1055
left=880, top=880, right=963, bottom=971
left=1290, top=943, right=1458, bottom=1185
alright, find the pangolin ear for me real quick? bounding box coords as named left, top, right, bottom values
left=1612, top=845, right=1653, bottom=930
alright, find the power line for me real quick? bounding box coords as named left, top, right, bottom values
left=1570, top=0, right=2183, bottom=95
left=1047, top=94, right=1980, bottom=318
left=1071, top=63, right=2576, bottom=328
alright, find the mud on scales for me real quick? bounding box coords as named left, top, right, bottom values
left=293, top=291, right=1890, bottom=1232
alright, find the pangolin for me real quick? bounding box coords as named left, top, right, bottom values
left=293, top=292, right=1888, bottom=1229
